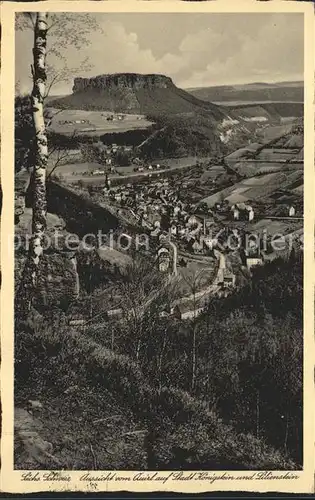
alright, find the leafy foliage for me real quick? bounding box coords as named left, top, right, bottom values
left=15, top=95, right=33, bottom=173
left=16, top=13, right=103, bottom=96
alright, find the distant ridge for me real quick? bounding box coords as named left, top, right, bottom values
left=186, top=80, right=303, bottom=91
left=186, top=81, right=303, bottom=104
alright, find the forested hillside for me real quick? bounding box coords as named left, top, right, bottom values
left=15, top=253, right=302, bottom=469
left=187, top=82, right=303, bottom=103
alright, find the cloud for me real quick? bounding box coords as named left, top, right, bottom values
left=87, top=15, right=303, bottom=88
left=178, top=15, right=304, bottom=87
left=87, top=21, right=188, bottom=77
left=16, top=13, right=304, bottom=94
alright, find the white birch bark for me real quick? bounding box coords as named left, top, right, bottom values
left=30, top=12, right=48, bottom=272
left=17, top=13, right=48, bottom=316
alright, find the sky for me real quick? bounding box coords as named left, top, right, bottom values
left=15, top=12, right=304, bottom=95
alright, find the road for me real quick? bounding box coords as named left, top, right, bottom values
left=260, top=216, right=303, bottom=221
left=53, top=155, right=207, bottom=186
left=85, top=251, right=224, bottom=324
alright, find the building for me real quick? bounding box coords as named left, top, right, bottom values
left=216, top=268, right=236, bottom=288
left=222, top=270, right=236, bottom=288
left=170, top=224, right=177, bottom=236
left=68, top=318, right=86, bottom=326
left=104, top=173, right=111, bottom=190
left=171, top=305, right=182, bottom=319
left=246, top=256, right=263, bottom=270
left=245, top=244, right=263, bottom=270
left=202, top=236, right=218, bottom=250
left=233, top=208, right=240, bottom=220
left=192, top=239, right=203, bottom=254
left=173, top=206, right=181, bottom=217
left=289, top=205, right=296, bottom=217
left=156, top=238, right=178, bottom=275
left=248, top=209, right=255, bottom=222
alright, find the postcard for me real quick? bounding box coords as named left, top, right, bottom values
left=1, top=0, right=314, bottom=494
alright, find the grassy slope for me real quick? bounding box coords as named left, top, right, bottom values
left=50, top=84, right=226, bottom=120
left=15, top=312, right=295, bottom=470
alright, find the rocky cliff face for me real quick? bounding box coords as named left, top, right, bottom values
left=52, top=72, right=225, bottom=119
left=73, top=73, right=174, bottom=93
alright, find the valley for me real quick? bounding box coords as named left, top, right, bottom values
left=18, top=100, right=303, bottom=320
left=14, top=73, right=304, bottom=471
left=16, top=73, right=304, bottom=350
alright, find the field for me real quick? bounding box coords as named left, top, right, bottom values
left=251, top=219, right=301, bottom=236
left=232, top=161, right=301, bottom=178
left=48, top=160, right=100, bottom=176
left=224, top=121, right=303, bottom=178
left=201, top=169, right=303, bottom=206
left=214, top=101, right=302, bottom=107
left=49, top=156, right=204, bottom=185
left=255, top=148, right=301, bottom=162
left=274, top=135, right=304, bottom=149
left=256, top=123, right=297, bottom=142
left=225, top=145, right=262, bottom=163
left=228, top=105, right=278, bottom=122
left=47, top=108, right=154, bottom=136
left=199, top=165, right=226, bottom=183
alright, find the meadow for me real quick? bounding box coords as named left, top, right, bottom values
left=47, top=108, right=154, bottom=136
left=48, top=155, right=204, bottom=185
left=201, top=170, right=303, bottom=206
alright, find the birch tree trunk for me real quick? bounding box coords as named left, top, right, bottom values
left=16, top=13, right=48, bottom=317
left=31, top=12, right=48, bottom=269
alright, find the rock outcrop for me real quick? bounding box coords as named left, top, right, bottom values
left=15, top=407, right=62, bottom=468
left=50, top=72, right=226, bottom=119
left=15, top=207, right=81, bottom=310
left=72, top=73, right=174, bottom=93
